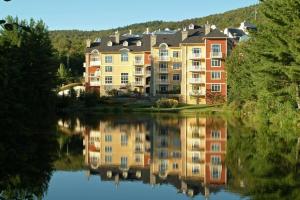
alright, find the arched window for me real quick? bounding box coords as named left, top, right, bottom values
left=120, top=49, right=129, bottom=62
left=159, top=43, right=168, bottom=58
left=91, top=50, right=100, bottom=61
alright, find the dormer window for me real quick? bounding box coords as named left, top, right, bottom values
left=136, top=40, right=142, bottom=46
left=123, top=41, right=128, bottom=46
left=189, top=23, right=195, bottom=30
left=107, top=41, right=112, bottom=46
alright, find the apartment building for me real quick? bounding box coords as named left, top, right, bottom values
left=84, top=23, right=231, bottom=104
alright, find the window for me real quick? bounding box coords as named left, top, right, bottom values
left=173, top=163, right=179, bottom=169
left=192, top=48, right=201, bottom=57
left=159, top=44, right=168, bottom=57
left=105, top=135, right=112, bottom=142
left=192, top=153, right=200, bottom=163
left=212, top=130, right=221, bottom=139
left=211, top=156, right=221, bottom=165
left=123, top=41, right=128, bottom=47
left=192, top=166, right=200, bottom=174
left=211, top=167, right=221, bottom=180
left=121, top=73, right=128, bottom=84
left=173, top=151, right=181, bottom=158
left=173, top=85, right=180, bottom=93
left=159, top=85, right=168, bottom=93
left=173, top=63, right=181, bottom=70
left=211, top=84, right=221, bottom=92
left=105, top=76, right=112, bottom=84
left=211, top=59, right=221, bottom=67
left=105, top=146, right=112, bottom=153
left=135, top=155, right=141, bottom=163
left=105, top=66, right=112, bottom=72
left=173, top=51, right=179, bottom=58
left=121, top=157, right=128, bottom=169
left=135, top=56, right=143, bottom=64
left=160, top=74, right=168, bottom=82
left=192, top=61, right=201, bottom=67
left=105, top=155, right=112, bottom=163
left=105, top=56, right=113, bottom=63
left=121, top=134, right=128, bottom=146
left=173, top=74, right=180, bottom=81
left=121, top=52, right=128, bottom=62
left=211, top=71, right=221, bottom=79
left=91, top=53, right=100, bottom=61
left=136, top=41, right=142, bottom=46
left=212, top=44, right=221, bottom=53
left=211, top=143, right=220, bottom=152
left=192, top=73, right=199, bottom=78
left=159, top=62, right=168, bottom=72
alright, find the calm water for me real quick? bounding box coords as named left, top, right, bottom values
left=1, top=113, right=299, bottom=200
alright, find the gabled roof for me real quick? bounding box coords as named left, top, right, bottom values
left=227, top=28, right=246, bottom=37
left=203, top=29, right=228, bottom=38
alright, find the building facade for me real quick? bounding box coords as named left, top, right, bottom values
left=84, top=24, right=232, bottom=104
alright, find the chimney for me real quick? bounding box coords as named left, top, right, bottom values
left=115, top=31, right=120, bottom=44
left=146, top=27, right=149, bottom=34
left=181, top=28, right=188, bottom=41
left=129, top=29, right=132, bottom=35
left=205, top=22, right=211, bottom=35
left=150, top=33, right=156, bottom=47
left=86, top=39, right=91, bottom=48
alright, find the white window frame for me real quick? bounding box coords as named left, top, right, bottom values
left=211, top=44, right=221, bottom=53
left=211, top=143, right=221, bottom=152
left=173, top=74, right=180, bottom=81
left=121, top=52, right=128, bottom=62
left=105, top=76, right=112, bottom=84
left=121, top=73, right=129, bottom=84
left=173, top=62, right=181, bottom=70
left=105, top=56, right=113, bottom=63
left=211, top=71, right=221, bottom=80
left=105, top=66, right=112, bottom=72
left=211, top=84, right=221, bottom=92
left=211, top=130, right=221, bottom=139
left=211, top=59, right=221, bottom=67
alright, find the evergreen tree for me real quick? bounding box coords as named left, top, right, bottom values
left=227, top=0, right=300, bottom=125
left=57, top=63, right=71, bottom=84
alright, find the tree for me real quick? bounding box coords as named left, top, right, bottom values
left=57, top=63, right=71, bottom=84
left=226, top=0, right=300, bottom=125
left=0, top=16, right=57, bottom=131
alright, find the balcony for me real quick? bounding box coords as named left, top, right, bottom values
left=83, top=62, right=87, bottom=68
left=134, top=59, right=144, bottom=65
left=146, top=70, right=151, bottom=76
left=90, top=60, right=101, bottom=66
left=159, top=68, right=168, bottom=73
left=158, top=56, right=170, bottom=62
left=189, top=90, right=206, bottom=96
left=210, top=52, right=223, bottom=58
left=90, top=81, right=100, bottom=86
left=189, top=53, right=203, bottom=60
left=134, top=81, right=143, bottom=86
left=192, top=157, right=205, bottom=164
left=158, top=79, right=169, bottom=84
left=189, top=66, right=206, bottom=72
left=189, top=78, right=205, bottom=84
left=134, top=70, right=144, bottom=76
left=171, top=57, right=182, bottom=62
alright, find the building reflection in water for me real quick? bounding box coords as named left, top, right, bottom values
left=82, top=116, right=227, bottom=198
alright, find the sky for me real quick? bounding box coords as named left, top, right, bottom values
left=0, top=0, right=258, bottom=31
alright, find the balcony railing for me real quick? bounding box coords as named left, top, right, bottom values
left=83, top=62, right=87, bottom=68
left=189, top=78, right=205, bottom=84
left=158, top=79, right=169, bottom=84
left=90, top=60, right=101, bottom=66
left=189, top=90, right=206, bottom=96
left=134, top=70, right=144, bottom=75
left=210, top=51, right=223, bottom=58
left=189, top=66, right=206, bottom=72
left=158, top=56, right=170, bottom=62
left=189, top=53, right=202, bottom=59
left=146, top=70, right=151, bottom=76
left=159, top=68, right=168, bottom=73
left=134, top=81, right=143, bottom=86
left=134, top=59, right=144, bottom=65
left=90, top=81, right=100, bottom=86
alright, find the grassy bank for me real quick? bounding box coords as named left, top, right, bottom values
left=57, top=96, right=225, bottom=115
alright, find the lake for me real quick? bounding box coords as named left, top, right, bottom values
left=1, top=113, right=299, bottom=200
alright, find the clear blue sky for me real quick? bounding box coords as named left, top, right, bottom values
left=0, top=0, right=258, bottom=30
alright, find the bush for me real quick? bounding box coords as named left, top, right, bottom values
left=79, top=92, right=100, bottom=107
left=106, top=89, right=119, bottom=97
left=156, top=98, right=179, bottom=108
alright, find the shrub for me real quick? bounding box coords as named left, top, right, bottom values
left=106, top=89, right=119, bottom=97
left=156, top=98, right=178, bottom=108
left=79, top=92, right=100, bottom=107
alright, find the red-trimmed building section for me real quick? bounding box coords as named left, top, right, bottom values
left=205, top=38, right=228, bottom=104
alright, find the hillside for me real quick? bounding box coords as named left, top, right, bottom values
left=50, top=5, right=259, bottom=75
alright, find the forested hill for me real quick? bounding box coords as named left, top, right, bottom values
left=49, top=5, right=259, bottom=75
